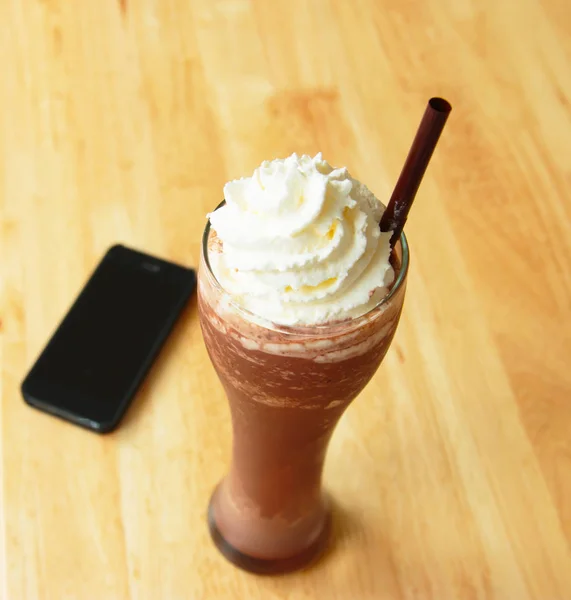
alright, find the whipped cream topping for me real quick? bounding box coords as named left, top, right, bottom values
left=208, top=153, right=394, bottom=326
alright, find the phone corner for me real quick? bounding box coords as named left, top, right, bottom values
left=21, top=392, right=35, bottom=408
left=20, top=379, right=33, bottom=404
left=93, top=419, right=120, bottom=434
left=105, top=243, right=126, bottom=257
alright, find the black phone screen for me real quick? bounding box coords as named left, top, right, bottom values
left=22, top=245, right=196, bottom=432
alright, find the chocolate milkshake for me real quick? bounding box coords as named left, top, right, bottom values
left=198, top=153, right=409, bottom=574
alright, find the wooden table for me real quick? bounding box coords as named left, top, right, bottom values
left=2, top=1, right=571, bottom=598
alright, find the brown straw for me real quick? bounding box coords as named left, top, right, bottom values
left=380, top=97, right=452, bottom=247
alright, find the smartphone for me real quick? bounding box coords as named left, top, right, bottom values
left=21, top=244, right=196, bottom=433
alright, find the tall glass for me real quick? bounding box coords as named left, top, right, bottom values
left=198, top=218, right=409, bottom=574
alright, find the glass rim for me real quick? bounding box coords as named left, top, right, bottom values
left=201, top=201, right=409, bottom=333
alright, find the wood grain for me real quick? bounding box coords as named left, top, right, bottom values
left=2, top=0, right=571, bottom=598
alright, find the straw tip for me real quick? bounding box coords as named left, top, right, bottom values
left=429, top=97, right=452, bottom=114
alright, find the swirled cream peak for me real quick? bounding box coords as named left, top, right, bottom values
left=208, top=153, right=394, bottom=326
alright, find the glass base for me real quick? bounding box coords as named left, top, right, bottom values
left=207, top=494, right=332, bottom=575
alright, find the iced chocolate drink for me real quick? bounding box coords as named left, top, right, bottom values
left=198, top=154, right=409, bottom=574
